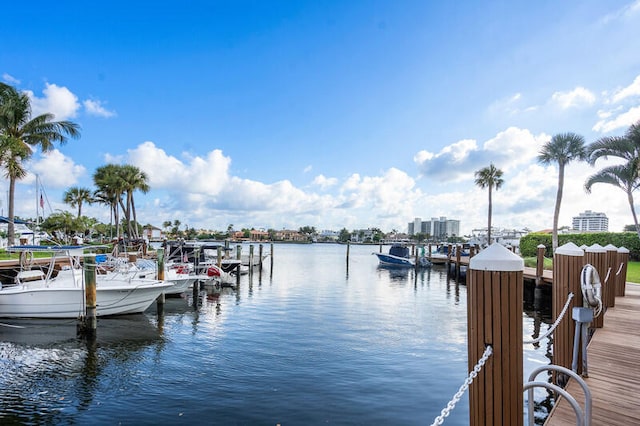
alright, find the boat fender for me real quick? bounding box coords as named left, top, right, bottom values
left=207, top=266, right=221, bottom=277
left=580, top=264, right=602, bottom=316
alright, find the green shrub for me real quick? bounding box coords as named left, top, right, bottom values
left=520, top=232, right=640, bottom=259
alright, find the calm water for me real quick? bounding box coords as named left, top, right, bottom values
left=0, top=243, right=553, bottom=425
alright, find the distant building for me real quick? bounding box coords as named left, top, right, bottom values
left=572, top=210, right=608, bottom=232
left=408, top=217, right=460, bottom=240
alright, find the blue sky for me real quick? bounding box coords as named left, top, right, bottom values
left=2, top=0, right=640, bottom=236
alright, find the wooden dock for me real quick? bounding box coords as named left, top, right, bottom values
left=430, top=255, right=553, bottom=283
left=545, top=283, right=640, bottom=425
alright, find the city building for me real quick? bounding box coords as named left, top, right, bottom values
left=572, top=210, right=608, bottom=232
left=408, top=217, right=460, bottom=240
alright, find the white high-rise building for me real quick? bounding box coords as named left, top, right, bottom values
left=407, top=216, right=460, bottom=240
left=572, top=210, right=608, bottom=232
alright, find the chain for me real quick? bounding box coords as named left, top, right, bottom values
left=429, top=345, right=493, bottom=426
left=523, top=292, right=574, bottom=345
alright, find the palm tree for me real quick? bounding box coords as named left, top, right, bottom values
left=119, top=165, right=149, bottom=239
left=63, top=186, right=93, bottom=218
left=537, top=132, right=586, bottom=252
left=0, top=83, right=80, bottom=245
left=474, top=163, right=504, bottom=246
left=93, top=164, right=123, bottom=240
left=586, top=121, right=640, bottom=239
left=585, top=163, right=640, bottom=238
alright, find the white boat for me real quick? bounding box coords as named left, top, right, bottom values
left=0, top=246, right=172, bottom=319
left=97, top=256, right=205, bottom=296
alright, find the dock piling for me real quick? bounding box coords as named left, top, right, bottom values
left=553, top=242, right=585, bottom=378
left=80, top=254, right=97, bottom=338
left=467, top=243, right=524, bottom=426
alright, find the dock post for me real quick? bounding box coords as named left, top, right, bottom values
left=455, top=244, right=461, bottom=280
left=615, top=247, right=629, bottom=297
left=468, top=243, right=524, bottom=426
left=535, top=244, right=545, bottom=286
left=585, top=244, right=607, bottom=329
left=249, top=245, right=254, bottom=277
left=270, top=243, right=274, bottom=269
left=236, top=244, right=242, bottom=286
left=469, top=245, right=475, bottom=258
left=80, top=254, right=98, bottom=337
left=604, top=244, right=618, bottom=308
left=157, top=248, right=165, bottom=281
left=192, top=247, right=200, bottom=295
left=346, top=241, right=350, bottom=265
left=217, top=246, right=222, bottom=268
left=259, top=244, right=264, bottom=269
left=552, top=242, right=585, bottom=377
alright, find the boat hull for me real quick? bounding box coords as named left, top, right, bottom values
left=0, top=282, right=171, bottom=319
left=374, top=253, right=414, bottom=267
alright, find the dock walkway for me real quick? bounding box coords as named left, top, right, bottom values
left=545, top=283, right=640, bottom=425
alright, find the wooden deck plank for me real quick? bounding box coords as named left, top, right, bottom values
left=545, top=283, right=640, bottom=426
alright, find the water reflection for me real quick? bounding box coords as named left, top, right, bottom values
left=0, top=315, right=164, bottom=424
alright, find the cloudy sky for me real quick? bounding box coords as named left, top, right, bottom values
left=1, top=0, right=640, bottom=236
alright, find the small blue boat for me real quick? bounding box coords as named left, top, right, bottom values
left=374, top=244, right=431, bottom=268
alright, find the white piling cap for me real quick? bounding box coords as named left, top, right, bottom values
left=470, top=243, right=524, bottom=271
left=586, top=243, right=606, bottom=253
left=555, top=242, right=584, bottom=257
left=604, top=243, right=617, bottom=251
left=618, top=246, right=630, bottom=253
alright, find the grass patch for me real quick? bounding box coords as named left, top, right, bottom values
left=626, top=261, right=640, bottom=284
left=523, top=256, right=553, bottom=270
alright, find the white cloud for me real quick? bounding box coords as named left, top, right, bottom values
left=25, top=83, right=80, bottom=120
left=2, top=73, right=20, bottom=85
left=592, top=105, right=640, bottom=133
left=29, top=150, right=86, bottom=188
left=127, top=141, right=231, bottom=195
left=414, top=127, right=547, bottom=181
left=612, top=74, right=640, bottom=103
left=550, top=87, right=596, bottom=109
left=303, top=165, right=312, bottom=173
left=312, top=174, right=338, bottom=190
left=83, top=99, right=116, bottom=118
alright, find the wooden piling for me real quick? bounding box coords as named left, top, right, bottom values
left=259, top=244, right=264, bottom=269
left=156, top=248, right=165, bottom=281
left=249, top=245, right=254, bottom=276
left=217, top=246, right=222, bottom=268
left=468, top=243, right=524, bottom=426
left=346, top=241, right=350, bottom=263
left=552, top=242, right=585, bottom=377
left=82, top=254, right=97, bottom=336
left=603, top=244, right=617, bottom=308
left=535, top=244, right=545, bottom=286
left=455, top=244, right=461, bottom=279
left=615, top=247, right=629, bottom=297
left=585, top=244, right=606, bottom=329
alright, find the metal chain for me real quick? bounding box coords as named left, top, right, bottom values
left=523, top=292, right=574, bottom=345
left=429, top=345, right=493, bottom=426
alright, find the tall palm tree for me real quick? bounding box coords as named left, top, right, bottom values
left=0, top=83, right=80, bottom=245
left=63, top=186, right=93, bottom=218
left=119, top=165, right=149, bottom=239
left=537, top=132, right=586, bottom=252
left=586, top=121, right=640, bottom=239
left=93, top=164, right=124, bottom=240
left=474, top=163, right=504, bottom=246
left=585, top=163, right=640, bottom=239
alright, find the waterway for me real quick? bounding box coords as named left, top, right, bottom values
left=0, top=243, right=553, bottom=425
